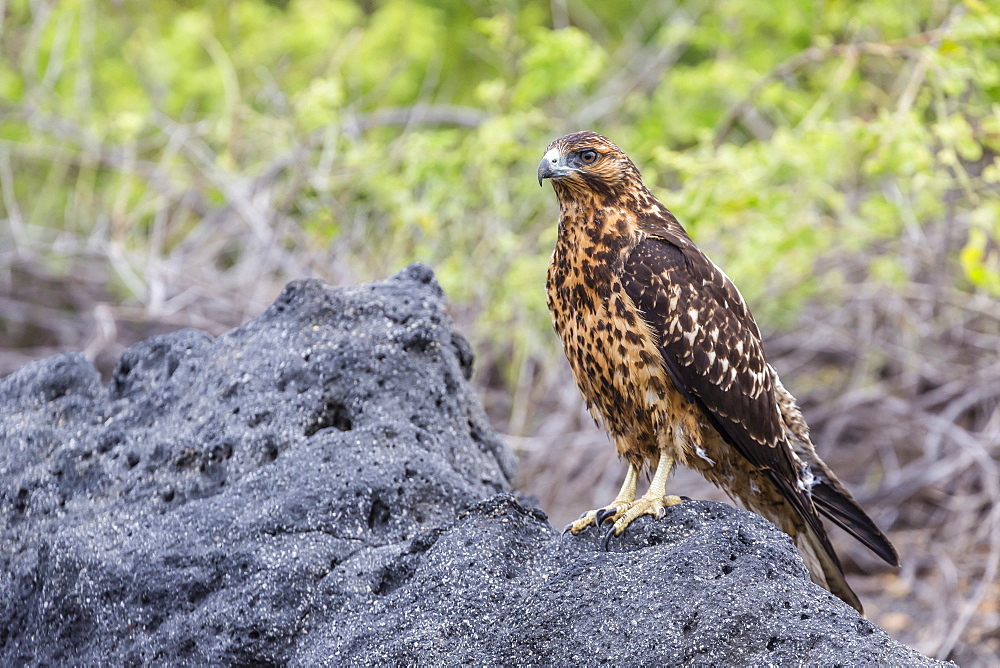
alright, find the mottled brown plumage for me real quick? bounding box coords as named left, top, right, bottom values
left=538, top=131, right=898, bottom=614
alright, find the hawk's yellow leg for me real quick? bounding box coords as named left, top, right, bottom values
left=610, top=453, right=682, bottom=536
left=566, top=463, right=640, bottom=534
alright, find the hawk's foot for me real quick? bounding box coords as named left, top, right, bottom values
left=609, top=493, right=682, bottom=536
left=564, top=464, right=641, bottom=535
left=564, top=501, right=631, bottom=535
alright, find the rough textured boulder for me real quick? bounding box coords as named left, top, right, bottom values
left=0, top=264, right=945, bottom=665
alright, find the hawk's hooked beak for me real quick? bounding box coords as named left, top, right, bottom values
left=538, top=148, right=569, bottom=186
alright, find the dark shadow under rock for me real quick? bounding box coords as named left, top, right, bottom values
left=0, top=264, right=946, bottom=665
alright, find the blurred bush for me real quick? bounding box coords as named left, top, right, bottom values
left=1, top=1, right=999, bottom=661
left=3, top=0, right=997, bottom=391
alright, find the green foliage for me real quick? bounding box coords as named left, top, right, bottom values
left=2, top=0, right=998, bottom=424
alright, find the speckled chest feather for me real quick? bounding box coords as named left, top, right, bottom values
left=546, top=201, right=702, bottom=465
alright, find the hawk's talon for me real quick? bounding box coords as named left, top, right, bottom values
left=566, top=499, right=635, bottom=535
left=595, top=507, right=619, bottom=525
left=565, top=509, right=601, bottom=535
left=602, top=527, right=617, bottom=550
left=609, top=494, right=683, bottom=536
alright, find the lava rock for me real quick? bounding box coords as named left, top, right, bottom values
left=0, top=264, right=944, bottom=665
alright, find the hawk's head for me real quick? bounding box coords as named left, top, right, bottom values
left=537, top=131, right=643, bottom=201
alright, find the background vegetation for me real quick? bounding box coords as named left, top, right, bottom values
left=1, top=0, right=998, bottom=662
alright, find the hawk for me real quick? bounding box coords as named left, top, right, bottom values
left=538, top=131, right=898, bottom=613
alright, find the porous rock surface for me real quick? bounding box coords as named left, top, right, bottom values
left=0, top=264, right=943, bottom=665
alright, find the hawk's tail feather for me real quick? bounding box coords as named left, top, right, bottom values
left=748, top=490, right=865, bottom=614
left=795, top=522, right=866, bottom=616
left=811, top=480, right=900, bottom=567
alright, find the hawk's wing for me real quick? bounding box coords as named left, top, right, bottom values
left=621, top=232, right=795, bottom=480
left=621, top=231, right=837, bottom=556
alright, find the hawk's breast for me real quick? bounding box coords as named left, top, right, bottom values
left=547, top=227, right=683, bottom=459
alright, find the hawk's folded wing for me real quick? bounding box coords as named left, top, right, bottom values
left=621, top=232, right=839, bottom=562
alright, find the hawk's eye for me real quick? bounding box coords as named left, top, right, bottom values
left=579, top=149, right=598, bottom=164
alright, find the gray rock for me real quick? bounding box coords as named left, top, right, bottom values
left=0, top=264, right=944, bottom=665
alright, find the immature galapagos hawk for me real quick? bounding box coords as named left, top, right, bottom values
left=538, top=131, right=898, bottom=613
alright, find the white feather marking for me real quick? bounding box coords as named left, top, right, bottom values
left=797, top=464, right=816, bottom=492
left=695, top=446, right=716, bottom=466
left=684, top=330, right=696, bottom=345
